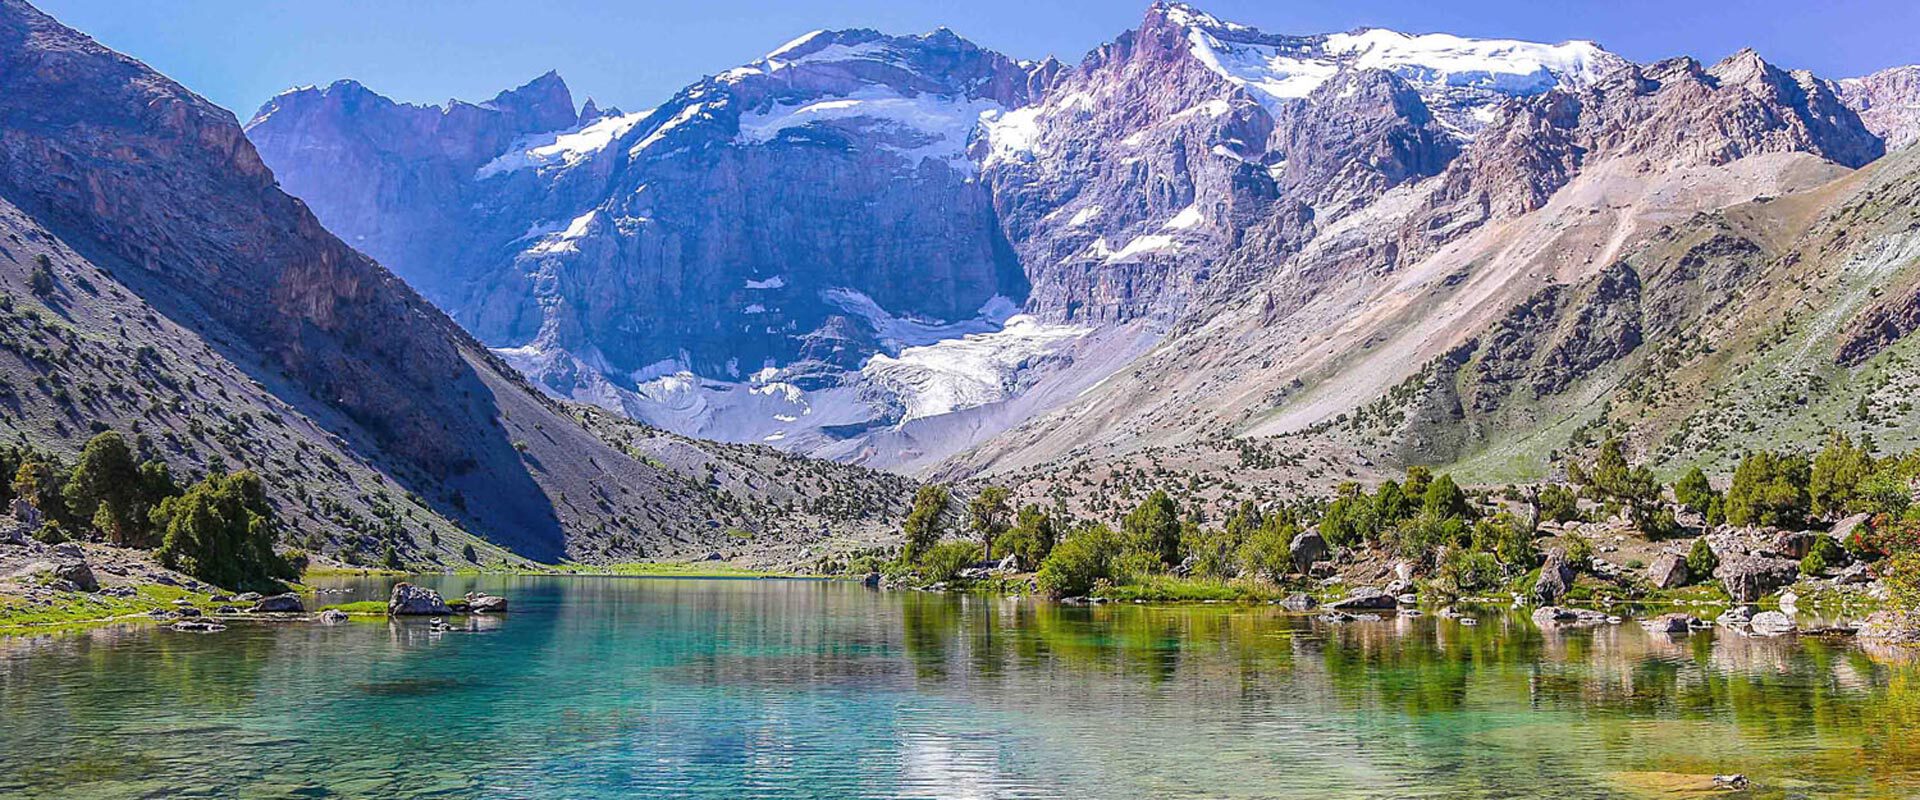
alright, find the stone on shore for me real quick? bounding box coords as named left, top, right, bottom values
left=1289, top=531, right=1327, bottom=574
left=1329, top=588, right=1397, bottom=610
left=1714, top=556, right=1798, bottom=603
left=1532, top=550, right=1576, bottom=605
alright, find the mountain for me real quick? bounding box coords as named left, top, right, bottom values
left=0, top=0, right=909, bottom=568
left=246, top=1, right=1920, bottom=512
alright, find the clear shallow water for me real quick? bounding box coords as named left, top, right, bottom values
left=1, top=576, right=1917, bottom=799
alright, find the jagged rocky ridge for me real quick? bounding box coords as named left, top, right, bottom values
left=0, top=0, right=910, bottom=567
left=246, top=3, right=1920, bottom=491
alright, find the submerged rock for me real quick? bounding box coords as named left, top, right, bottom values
left=1277, top=593, right=1317, bottom=611
left=389, top=583, right=453, bottom=616
left=318, top=609, right=350, bottom=624
left=1638, top=613, right=1698, bottom=634
left=170, top=619, right=226, bottom=633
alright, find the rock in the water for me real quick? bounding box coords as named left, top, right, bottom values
left=1747, top=610, right=1797, bottom=636
left=1532, top=549, right=1576, bottom=604
left=861, top=572, right=882, bottom=589
left=1277, top=593, right=1317, bottom=611
left=251, top=593, right=304, bottom=613
left=1715, top=605, right=1754, bottom=627
left=51, top=560, right=99, bottom=593
left=389, top=582, right=453, bottom=616
left=170, top=619, right=226, bottom=633
left=1329, top=588, right=1397, bottom=610
left=234, top=591, right=262, bottom=602
left=318, top=609, right=350, bottom=624
left=1289, top=531, right=1327, bottom=574
left=1714, top=556, right=1799, bottom=603
left=1646, top=552, right=1689, bottom=590
left=1639, top=613, right=1698, bottom=633
left=465, top=592, right=509, bottom=613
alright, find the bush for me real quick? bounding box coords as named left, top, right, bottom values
left=1563, top=531, right=1595, bottom=569
left=1238, top=517, right=1295, bottom=581
left=1035, top=524, right=1120, bottom=598
left=1800, top=536, right=1844, bottom=576
left=1432, top=549, right=1502, bottom=598
left=919, top=541, right=979, bottom=583
left=1810, top=431, right=1873, bottom=519
left=1673, top=467, right=1717, bottom=515
left=1687, top=536, right=1718, bottom=583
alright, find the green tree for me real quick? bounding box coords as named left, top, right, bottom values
left=1121, top=490, right=1181, bottom=567
left=1538, top=483, right=1580, bottom=524
left=1810, top=431, right=1873, bottom=519
left=1317, top=484, right=1373, bottom=548
left=12, top=458, right=65, bottom=527
left=152, top=470, right=296, bottom=590
left=65, top=431, right=171, bottom=547
left=920, top=541, right=980, bottom=583
left=1724, top=450, right=1811, bottom=528
left=901, top=483, right=950, bottom=564
left=1421, top=474, right=1471, bottom=520
left=967, top=486, right=1012, bottom=564
left=995, top=504, right=1057, bottom=572
left=1673, top=466, right=1717, bottom=515
left=1373, top=480, right=1413, bottom=524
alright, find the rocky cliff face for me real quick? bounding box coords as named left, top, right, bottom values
left=1840, top=65, right=1920, bottom=151
left=0, top=0, right=909, bottom=565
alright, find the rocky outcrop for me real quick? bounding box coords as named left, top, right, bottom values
left=1839, top=65, right=1920, bottom=150
left=389, top=582, right=453, bottom=616
left=1328, top=588, right=1397, bottom=610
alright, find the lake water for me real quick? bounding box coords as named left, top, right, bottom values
left=1, top=575, right=1917, bottom=799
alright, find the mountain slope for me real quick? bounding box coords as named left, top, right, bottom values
left=0, top=0, right=908, bottom=567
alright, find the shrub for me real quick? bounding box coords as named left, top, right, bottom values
left=1673, top=466, right=1717, bottom=515
left=1432, top=549, right=1502, bottom=598
left=1563, top=531, right=1595, bottom=569
left=1238, top=516, right=1296, bottom=581
left=1800, top=536, right=1844, bottom=576
left=1687, top=536, right=1718, bottom=583
left=1035, top=524, right=1120, bottom=598
left=1421, top=474, right=1471, bottom=519
left=1810, top=431, right=1873, bottom=519
left=919, top=541, right=979, bottom=583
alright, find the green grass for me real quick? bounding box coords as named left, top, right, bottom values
left=0, top=584, right=212, bottom=634
left=318, top=600, right=387, bottom=616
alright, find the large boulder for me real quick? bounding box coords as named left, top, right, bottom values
left=1646, top=552, right=1689, bottom=590
left=1829, top=512, right=1872, bottom=544
left=389, top=582, right=453, bottom=616
left=1714, top=556, right=1799, bottom=603
left=251, top=593, right=304, bottom=613
left=1638, top=613, right=1699, bottom=633
left=1532, top=549, right=1575, bottom=604
left=1289, top=531, right=1327, bottom=574
left=1770, top=530, right=1818, bottom=560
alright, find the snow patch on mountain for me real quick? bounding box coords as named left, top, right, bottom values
left=477, top=110, right=652, bottom=178
left=822, top=288, right=1019, bottom=350
left=1322, top=29, right=1618, bottom=94
left=737, top=88, right=1000, bottom=169
left=863, top=315, right=1091, bottom=421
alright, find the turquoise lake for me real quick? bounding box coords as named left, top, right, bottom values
left=2, top=575, right=1918, bottom=799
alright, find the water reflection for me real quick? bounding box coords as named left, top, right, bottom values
left=0, top=577, right=1916, bottom=799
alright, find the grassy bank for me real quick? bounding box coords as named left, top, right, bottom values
left=0, top=584, right=216, bottom=634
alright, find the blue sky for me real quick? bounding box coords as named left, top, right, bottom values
left=35, top=0, right=1920, bottom=119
